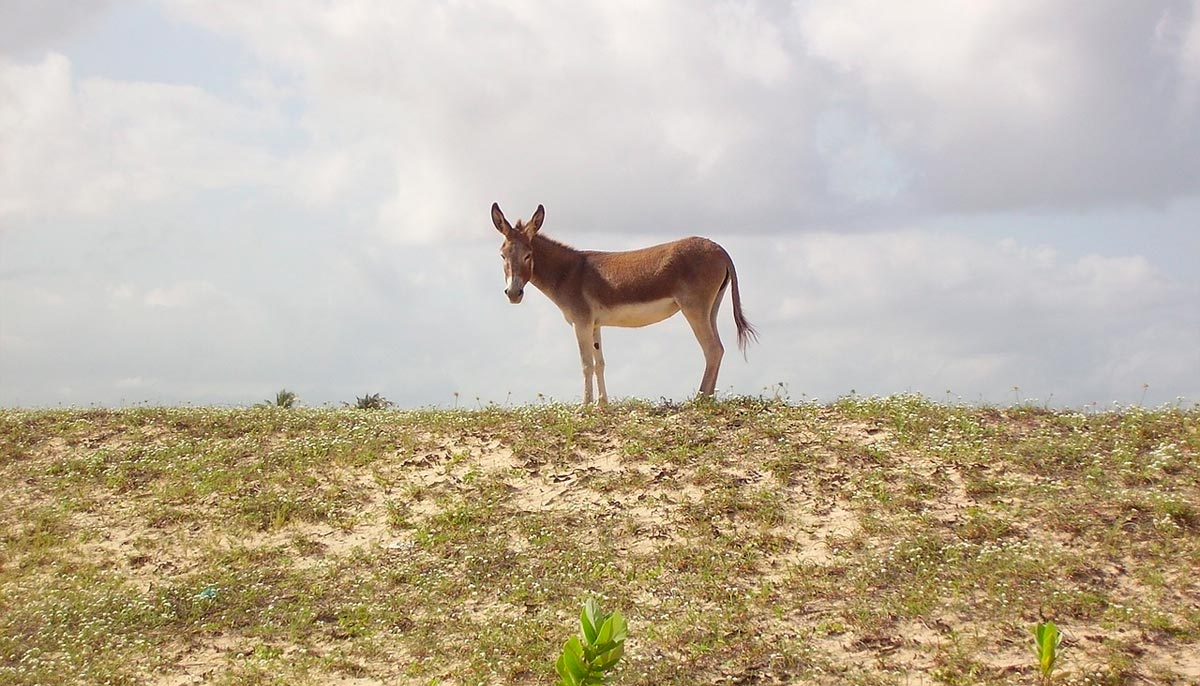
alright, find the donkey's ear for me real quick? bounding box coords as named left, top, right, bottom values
left=527, top=204, right=545, bottom=235
left=491, top=202, right=513, bottom=235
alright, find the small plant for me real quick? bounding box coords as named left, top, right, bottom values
left=1031, top=620, right=1063, bottom=685
left=555, top=598, right=627, bottom=686
left=348, top=393, right=392, bottom=410
left=762, top=381, right=789, bottom=402
left=258, top=389, right=298, bottom=408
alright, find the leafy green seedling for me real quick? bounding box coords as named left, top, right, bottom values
left=555, top=598, right=627, bottom=686
left=1031, top=620, right=1063, bottom=684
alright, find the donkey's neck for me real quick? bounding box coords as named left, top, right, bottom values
left=529, top=233, right=583, bottom=297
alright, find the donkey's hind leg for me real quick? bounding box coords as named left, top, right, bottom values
left=681, top=304, right=724, bottom=396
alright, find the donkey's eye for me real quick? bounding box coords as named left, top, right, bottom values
left=524, top=255, right=533, bottom=263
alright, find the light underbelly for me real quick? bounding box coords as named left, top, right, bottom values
left=595, top=297, right=680, bottom=328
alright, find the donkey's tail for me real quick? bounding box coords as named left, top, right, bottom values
left=728, top=257, right=758, bottom=356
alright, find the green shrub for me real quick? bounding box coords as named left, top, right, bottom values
left=555, top=599, right=627, bottom=686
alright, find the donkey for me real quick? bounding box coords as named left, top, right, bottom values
left=492, top=202, right=757, bottom=405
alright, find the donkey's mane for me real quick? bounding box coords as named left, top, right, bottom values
left=511, top=222, right=577, bottom=251
left=532, top=232, right=576, bottom=251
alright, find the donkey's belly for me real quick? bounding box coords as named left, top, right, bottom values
left=595, top=298, right=680, bottom=328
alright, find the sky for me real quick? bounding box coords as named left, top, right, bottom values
left=1, top=0, right=1198, bottom=409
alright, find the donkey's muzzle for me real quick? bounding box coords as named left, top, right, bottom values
left=505, top=288, right=524, bottom=304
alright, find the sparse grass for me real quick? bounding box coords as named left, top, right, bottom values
left=1, top=396, right=1198, bottom=685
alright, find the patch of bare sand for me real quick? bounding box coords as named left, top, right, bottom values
left=828, top=420, right=891, bottom=450
left=149, top=633, right=245, bottom=686
left=771, top=501, right=860, bottom=569
left=1062, top=623, right=1200, bottom=683
left=149, top=632, right=407, bottom=686
left=273, top=468, right=418, bottom=566
left=506, top=451, right=638, bottom=511
left=1147, top=644, right=1200, bottom=681
left=62, top=464, right=418, bottom=589
left=415, top=433, right=522, bottom=473
left=70, top=510, right=195, bottom=593
left=502, top=450, right=706, bottom=557
left=3, top=436, right=70, bottom=515
left=382, top=433, right=521, bottom=519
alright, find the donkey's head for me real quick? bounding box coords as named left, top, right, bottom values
left=491, top=202, right=544, bottom=304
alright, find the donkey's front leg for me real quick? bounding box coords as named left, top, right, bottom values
left=573, top=323, right=597, bottom=405
left=592, top=325, right=608, bottom=406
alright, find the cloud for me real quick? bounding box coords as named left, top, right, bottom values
left=0, top=52, right=289, bottom=220
left=796, top=0, right=1200, bottom=212
left=1158, top=1, right=1200, bottom=113
left=155, top=1, right=833, bottom=237
left=0, top=0, right=113, bottom=55
left=761, top=229, right=1198, bottom=404
left=155, top=1, right=1198, bottom=237
left=9, top=2, right=1198, bottom=235
left=143, top=280, right=227, bottom=309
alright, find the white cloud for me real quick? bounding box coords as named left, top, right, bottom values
left=375, top=145, right=463, bottom=245
left=1157, top=0, right=1200, bottom=113
left=143, top=280, right=226, bottom=309
left=795, top=0, right=1200, bottom=211
left=0, top=0, right=112, bottom=54
left=7, top=1, right=1200, bottom=231
left=158, top=0, right=826, bottom=235
left=0, top=52, right=288, bottom=219
left=764, top=229, right=1197, bottom=404
left=150, top=0, right=1199, bottom=232
left=712, top=2, right=796, bottom=87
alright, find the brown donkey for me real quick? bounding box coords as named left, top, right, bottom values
left=492, top=203, right=757, bottom=405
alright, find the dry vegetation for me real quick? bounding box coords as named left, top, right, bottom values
left=1, top=396, right=1198, bottom=686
